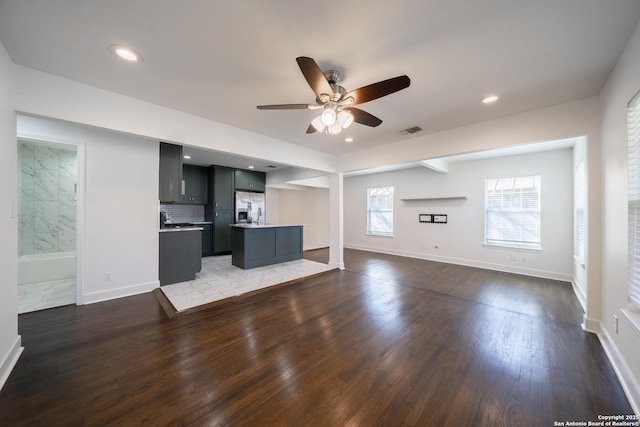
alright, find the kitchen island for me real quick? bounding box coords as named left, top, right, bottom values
left=231, top=224, right=303, bottom=269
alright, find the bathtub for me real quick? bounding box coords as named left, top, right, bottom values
left=18, top=251, right=76, bottom=285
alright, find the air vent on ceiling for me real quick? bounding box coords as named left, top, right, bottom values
left=399, top=126, right=423, bottom=135
left=265, top=165, right=278, bottom=169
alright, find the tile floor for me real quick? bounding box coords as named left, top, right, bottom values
left=18, top=279, right=76, bottom=314
left=161, top=255, right=334, bottom=312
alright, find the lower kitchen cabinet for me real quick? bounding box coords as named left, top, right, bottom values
left=159, top=229, right=202, bottom=285
left=213, top=210, right=233, bottom=254
left=197, top=223, right=213, bottom=257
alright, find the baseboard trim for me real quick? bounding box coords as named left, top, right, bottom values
left=582, top=315, right=600, bottom=334
left=572, top=277, right=587, bottom=312
left=82, top=280, right=160, bottom=305
left=304, top=241, right=330, bottom=251
left=0, top=335, right=23, bottom=391
left=598, top=326, right=640, bottom=415
left=344, top=244, right=572, bottom=282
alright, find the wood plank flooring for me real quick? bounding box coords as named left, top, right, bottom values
left=0, top=248, right=633, bottom=426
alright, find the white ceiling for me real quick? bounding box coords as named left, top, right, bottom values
left=1, top=0, right=639, bottom=164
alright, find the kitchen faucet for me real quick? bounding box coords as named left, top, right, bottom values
left=256, top=207, right=262, bottom=225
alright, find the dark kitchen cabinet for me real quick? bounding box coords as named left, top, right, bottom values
left=159, top=229, right=202, bottom=285
left=214, top=167, right=234, bottom=209
left=159, top=142, right=183, bottom=203
left=205, top=166, right=234, bottom=255
left=180, top=165, right=208, bottom=204
left=213, top=210, right=233, bottom=254
left=196, top=223, right=213, bottom=257
left=234, top=169, right=266, bottom=192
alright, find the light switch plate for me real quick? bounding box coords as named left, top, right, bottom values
left=433, top=214, right=447, bottom=223
left=419, top=214, right=432, bottom=223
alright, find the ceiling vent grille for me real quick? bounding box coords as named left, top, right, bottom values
left=400, top=126, right=423, bottom=135
left=265, top=165, right=278, bottom=169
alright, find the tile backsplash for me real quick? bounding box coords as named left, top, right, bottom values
left=161, top=204, right=205, bottom=223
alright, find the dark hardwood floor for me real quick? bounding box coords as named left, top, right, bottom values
left=0, top=249, right=632, bottom=425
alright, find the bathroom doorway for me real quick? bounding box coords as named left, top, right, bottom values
left=17, top=138, right=78, bottom=313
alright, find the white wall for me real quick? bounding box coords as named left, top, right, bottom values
left=272, top=187, right=330, bottom=251
left=17, top=115, right=160, bottom=304
left=344, top=149, right=574, bottom=281
left=339, top=97, right=600, bottom=173
left=572, top=139, right=588, bottom=309
left=13, top=65, right=338, bottom=175
left=0, top=42, right=22, bottom=390
left=599, top=19, right=640, bottom=413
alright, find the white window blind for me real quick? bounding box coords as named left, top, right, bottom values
left=628, top=90, right=640, bottom=307
left=485, top=175, right=541, bottom=249
left=575, top=161, right=586, bottom=264
left=367, top=186, right=394, bottom=236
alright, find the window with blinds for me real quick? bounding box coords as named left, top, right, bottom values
left=485, top=175, right=541, bottom=250
left=367, top=186, right=394, bottom=236
left=628, top=90, right=640, bottom=307
left=575, top=161, right=586, bottom=265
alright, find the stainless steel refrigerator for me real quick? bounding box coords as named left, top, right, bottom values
left=235, top=191, right=265, bottom=224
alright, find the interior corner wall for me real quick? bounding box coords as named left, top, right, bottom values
left=274, top=187, right=330, bottom=250
left=344, top=149, right=574, bottom=281
left=599, top=18, right=640, bottom=412
left=17, top=115, right=160, bottom=304
left=0, top=41, right=21, bottom=390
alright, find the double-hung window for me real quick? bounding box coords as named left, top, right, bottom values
left=485, top=175, right=541, bottom=250
left=628, top=90, right=640, bottom=307
left=367, top=186, right=394, bottom=236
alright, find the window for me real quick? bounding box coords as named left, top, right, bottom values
left=575, top=161, right=585, bottom=265
left=628, top=90, right=640, bottom=307
left=367, top=186, right=394, bottom=236
left=485, top=175, right=541, bottom=250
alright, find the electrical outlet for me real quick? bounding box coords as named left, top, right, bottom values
left=510, top=254, right=516, bottom=261
left=421, top=243, right=427, bottom=249
left=104, top=272, right=112, bottom=282
left=613, top=314, right=619, bottom=334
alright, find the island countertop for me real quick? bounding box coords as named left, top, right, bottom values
left=230, top=223, right=305, bottom=229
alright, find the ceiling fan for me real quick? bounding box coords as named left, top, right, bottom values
left=257, top=57, right=410, bottom=136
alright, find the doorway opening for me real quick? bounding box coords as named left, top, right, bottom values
left=17, top=138, right=78, bottom=313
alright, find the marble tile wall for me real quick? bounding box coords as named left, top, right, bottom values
left=160, top=204, right=205, bottom=224
left=19, top=141, right=77, bottom=256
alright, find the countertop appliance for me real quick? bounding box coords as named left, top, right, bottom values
left=235, top=191, right=265, bottom=224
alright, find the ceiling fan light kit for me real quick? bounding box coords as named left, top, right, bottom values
left=257, top=56, right=410, bottom=137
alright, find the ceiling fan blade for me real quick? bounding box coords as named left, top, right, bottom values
left=296, top=56, right=333, bottom=99
left=256, top=104, right=310, bottom=110
left=345, top=107, right=383, bottom=127
left=306, top=123, right=317, bottom=134
left=345, top=75, right=410, bottom=105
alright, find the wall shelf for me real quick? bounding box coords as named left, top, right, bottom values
left=401, top=196, right=467, bottom=202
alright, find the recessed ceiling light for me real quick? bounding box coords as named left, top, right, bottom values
left=248, top=165, right=255, bottom=169
left=482, top=95, right=500, bottom=104
left=345, top=137, right=354, bottom=143
left=183, top=155, right=191, bottom=160
left=109, top=44, right=142, bottom=62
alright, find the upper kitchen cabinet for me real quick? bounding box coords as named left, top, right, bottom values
left=234, top=169, right=266, bottom=192
left=159, top=142, right=183, bottom=203
left=180, top=165, right=208, bottom=204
